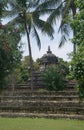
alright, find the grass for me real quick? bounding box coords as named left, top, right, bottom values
left=0, top=118, right=84, bottom=130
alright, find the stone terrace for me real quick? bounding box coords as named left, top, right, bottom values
left=0, top=88, right=84, bottom=120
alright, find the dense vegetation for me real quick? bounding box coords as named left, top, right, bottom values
left=70, top=0, right=84, bottom=98
left=0, top=0, right=84, bottom=95
left=41, top=59, right=69, bottom=91
left=0, top=23, right=22, bottom=89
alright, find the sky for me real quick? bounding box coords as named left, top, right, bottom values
left=2, top=16, right=73, bottom=62
left=22, top=33, right=73, bottom=62
left=21, top=15, right=73, bottom=62
left=21, top=21, right=73, bottom=62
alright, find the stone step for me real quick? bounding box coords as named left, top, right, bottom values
left=0, top=89, right=83, bottom=119
left=0, top=112, right=84, bottom=120
left=0, top=101, right=84, bottom=114
left=12, top=85, right=75, bottom=90
left=0, top=107, right=84, bottom=115
left=0, top=100, right=84, bottom=107
left=15, top=84, right=45, bottom=89
left=2, top=90, right=78, bottom=96
left=0, top=95, right=80, bottom=102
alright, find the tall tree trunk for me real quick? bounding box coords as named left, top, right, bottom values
left=24, top=21, right=33, bottom=90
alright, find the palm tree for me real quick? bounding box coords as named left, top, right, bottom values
left=6, top=0, right=54, bottom=89
left=38, top=0, right=77, bottom=52
left=0, top=0, right=7, bottom=18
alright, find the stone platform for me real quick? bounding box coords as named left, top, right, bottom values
left=0, top=89, right=84, bottom=120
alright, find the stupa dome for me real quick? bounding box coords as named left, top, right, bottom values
left=40, top=46, right=58, bottom=66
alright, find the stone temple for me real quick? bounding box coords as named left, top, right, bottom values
left=39, top=46, right=58, bottom=70
left=28, top=46, right=59, bottom=88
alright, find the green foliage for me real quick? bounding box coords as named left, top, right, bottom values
left=11, top=64, right=29, bottom=84
left=41, top=66, right=66, bottom=91
left=71, top=0, right=84, bottom=46
left=8, top=56, right=31, bottom=84
left=0, top=0, right=7, bottom=17
left=70, top=0, right=84, bottom=98
left=75, top=0, right=84, bottom=9
left=33, top=58, right=40, bottom=70
left=42, top=0, right=77, bottom=51
left=78, top=81, right=84, bottom=99
left=0, top=24, right=22, bottom=89
left=71, top=46, right=84, bottom=98
left=10, top=55, right=41, bottom=84
left=6, top=0, right=54, bottom=89
left=58, top=58, right=69, bottom=77
left=17, top=56, right=30, bottom=83
left=7, top=0, right=54, bottom=49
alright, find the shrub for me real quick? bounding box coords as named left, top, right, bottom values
left=71, top=46, right=84, bottom=99
left=41, top=67, right=66, bottom=91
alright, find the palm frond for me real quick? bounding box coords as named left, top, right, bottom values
left=4, top=10, right=19, bottom=20
left=35, top=9, right=54, bottom=17
left=36, top=0, right=62, bottom=10
left=58, top=21, right=70, bottom=47
left=42, top=21, right=54, bottom=39
left=28, top=0, right=40, bottom=9
left=56, top=0, right=75, bottom=48
left=8, top=0, right=26, bottom=14
left=34, top=18, right=54, bottom=39
left=0, top=0, right=8, bottom=17
left=59, top=35, right=67, bottom=48
left=6, top=15, right=21, bottom=26
left=47, top=3, right=63, bottom=25
left=62, top=0, right=72, bottom=17
left=58, top=20, right=70, bottom=36
left=8, top=0, right=17, bottom=9
left=32, top=26, right=41, bottom=50
left=6, top=16, right=25, bottom=35
left=4, top=0, right=22, bottom=19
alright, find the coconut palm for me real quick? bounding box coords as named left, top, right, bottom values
left=38, top=0, right=77, bottom=52
left=0, top=0, right=7, bottom=18
left=6, top=0, right=54, bottom=89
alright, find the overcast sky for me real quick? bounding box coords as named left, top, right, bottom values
left=21, top=15, right=73, bottom=61
left=21, top=19, right=73, bottom=61
left=3, top=16, right=73, bottom=62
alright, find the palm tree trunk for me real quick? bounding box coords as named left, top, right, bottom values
left=24, top=21, right=33, bottom=91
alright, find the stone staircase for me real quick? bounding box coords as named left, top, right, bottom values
left=0, top=90, right=84, bottom=120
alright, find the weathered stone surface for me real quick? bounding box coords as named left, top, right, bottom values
left=0, top=89, right=84, bottom=119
